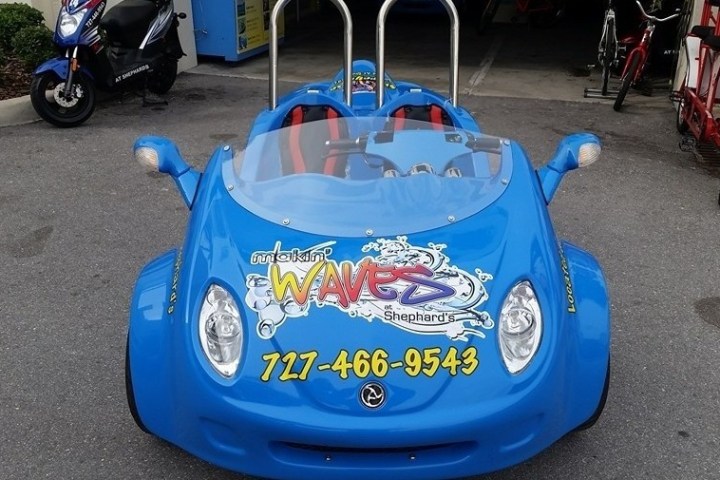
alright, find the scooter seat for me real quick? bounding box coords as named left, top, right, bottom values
left=100, top=0, right=159, bottom=48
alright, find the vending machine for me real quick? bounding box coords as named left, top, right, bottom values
left=192, top=0, right=285, bottom=61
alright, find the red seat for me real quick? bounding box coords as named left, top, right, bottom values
left=280, top=105, right=347, bottom=177
left=391, top=104, right=454, bottom=130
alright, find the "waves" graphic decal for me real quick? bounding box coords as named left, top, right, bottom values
left=245, top=237, right=494, bottom=341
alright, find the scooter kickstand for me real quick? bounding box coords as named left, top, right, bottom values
left=141, top=82, right=168, bottom=108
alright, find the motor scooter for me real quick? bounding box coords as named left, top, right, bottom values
left=31, top=0, right=185, bottom=127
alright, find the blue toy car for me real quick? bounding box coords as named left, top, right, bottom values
left=126, top=1, right=610, bottom=478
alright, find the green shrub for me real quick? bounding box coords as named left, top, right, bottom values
left=11, top=25, right=54, bottom=69
left=0, top=3, right=45, bottom=51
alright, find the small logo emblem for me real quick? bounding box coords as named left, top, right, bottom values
left=359, top=382, right=386, bottom=409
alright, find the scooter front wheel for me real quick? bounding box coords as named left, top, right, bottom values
left=30, top=71, right=95, bottom=128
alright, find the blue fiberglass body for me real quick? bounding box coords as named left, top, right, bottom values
left=127, top=79, right=611, bottom=477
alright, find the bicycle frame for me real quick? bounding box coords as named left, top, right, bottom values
left=620, top=24, right=655, bottom=85
left=673, top=0, right=720, bottom=149
left=678, top=35, right=720, bottom=147
left=612, top=0, right=679, bottom=111
left=599, top=7, right=618, bottom=59
left=700, top=0, right=720, bottom=29
left=585, top=1, right=620, bottom=99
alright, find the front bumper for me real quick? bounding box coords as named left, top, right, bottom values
left=129, top=341, right=606, bottom=480
left=191, top=396, right=560, bottom=480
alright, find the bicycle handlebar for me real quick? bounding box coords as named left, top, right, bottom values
left=634, top=0, right=680, bottom=24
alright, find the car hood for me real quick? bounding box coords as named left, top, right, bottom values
left=177, top=148, right=567, bottom=415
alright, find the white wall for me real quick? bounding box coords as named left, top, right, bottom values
left=0, top=0, right=197, bottom=71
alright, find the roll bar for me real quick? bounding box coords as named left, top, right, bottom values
left=269, top=0, right=354, bottom=109
left=376, top=0, right=460, bottom=109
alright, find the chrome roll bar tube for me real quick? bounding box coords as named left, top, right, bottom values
left=376, top=0, right=460, bottom=108
left=269, top=0, right=354, bottom=109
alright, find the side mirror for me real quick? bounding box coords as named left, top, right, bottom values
left=537, top=133, right=601, bottom=204
left=134, top=136, right=201, bottom=209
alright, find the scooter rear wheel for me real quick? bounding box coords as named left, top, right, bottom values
left=147, top=60, right=178, bottom=95
left=30, top=71, right=95, bottom=128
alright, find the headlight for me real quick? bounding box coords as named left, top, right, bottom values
left=59, top=9, right=86, bottom=37
left=199, top=284, right=243, bottom=378
left=134, top=147, right=159, bottom=171
left=498, top=281, right=542, bottom=374
left=578, top=143, right=602, bottom=168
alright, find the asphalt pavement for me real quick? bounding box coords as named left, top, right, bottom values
left=1, top=71, right=719, bottom=480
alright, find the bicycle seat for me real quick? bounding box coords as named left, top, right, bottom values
left=691, top=25, right=714, bottom=41
left=689, top=25, right=720, bottom=50
left=704, top=34, right=720, bottom=51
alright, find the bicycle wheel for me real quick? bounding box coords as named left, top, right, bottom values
left=676, top=96, right=689, bottom=134
left=614, top=52, right=640, bottom=111
left=676, top=80, right=691, bottom=135
left=601, top=17, right=616, bottom=96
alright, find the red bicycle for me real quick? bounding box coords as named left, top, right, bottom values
left=613, top=0, right=680, bottom=111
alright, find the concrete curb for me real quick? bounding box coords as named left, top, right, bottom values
left=0, top=95, right=39, bottom=128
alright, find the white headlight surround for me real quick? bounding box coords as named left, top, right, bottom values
left=199, top=284, right=244, bottom=378
left=498, top=281, right=543, bottom=375
left=58, top=8, right=87, bottom=37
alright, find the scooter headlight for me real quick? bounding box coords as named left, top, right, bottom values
left=199, top=284, right=243, bottom=378
left=59, top=8, right=87, bottom=37
left=498, top=281, right=542, bottom=374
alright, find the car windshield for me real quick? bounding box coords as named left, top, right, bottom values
left=223, top=117, right=512, bottom=238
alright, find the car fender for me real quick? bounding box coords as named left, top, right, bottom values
left=34, top=57, right=95, bottom=81
left=127, top=249, right=179, bottom=438
left=560, top=241, right=611, bottom=428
